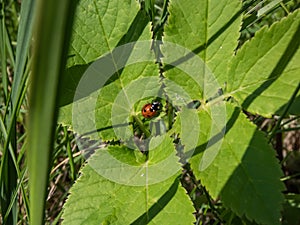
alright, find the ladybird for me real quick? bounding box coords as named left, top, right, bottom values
left=141, top=101, right=162, bottom=118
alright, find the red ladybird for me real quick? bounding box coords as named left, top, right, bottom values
left=141, top=101, right=162, bottom=118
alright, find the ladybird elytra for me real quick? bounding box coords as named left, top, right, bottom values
left=141, top=101, right=162, bottom=118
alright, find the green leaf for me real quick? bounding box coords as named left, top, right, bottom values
left=58, top=0, right=162, bottom=140
left=188, top=103, right=285, bottom=225
left=162, top=0, right=242, bottom=100
left=67, top=63, right=161, bottom=141
left=227, top=10, right=300, bottom=117
left=67, top=0, right=143, bottom=67
left=58, top=0, right=151, bottom=107
left=169, top=107, right=201, bottom=158
left=62, top=137, right=195, bottom=224
left=28, top=0, right=77, bottom=224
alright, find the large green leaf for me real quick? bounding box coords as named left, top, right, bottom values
left=162, top=0, right=242, bottom=100
left=58, top=0, right=151, bottom=108
left=187, top=103, right=285, bottom=225
left=58, top=0, right=163, bottom=141
left=67, top=0, right=143, bottom=67
left=62, top=137, right=195, bottom=224
left=162, top=1, right=300, bottom=116
left=227, top=10, right=300, bottom=116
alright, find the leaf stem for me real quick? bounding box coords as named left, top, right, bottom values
left=132, top=115, right=151, bottom=138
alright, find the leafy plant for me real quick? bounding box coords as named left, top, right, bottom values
left=1, top=0, right=300, bottom=224
left=57, top=0, right=300, bottom=224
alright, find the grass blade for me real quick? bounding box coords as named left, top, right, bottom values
left=28, top=0, right=77, bottom=224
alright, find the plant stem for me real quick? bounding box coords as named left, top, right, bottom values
left=132, top=115, right=151, bottom=138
